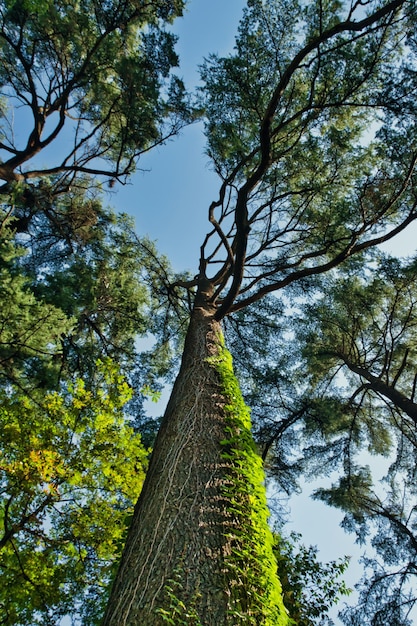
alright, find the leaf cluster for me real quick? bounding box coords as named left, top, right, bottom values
left=274, top=531, right=351, bottom=626
left=0, top=358, right=147, bottom=625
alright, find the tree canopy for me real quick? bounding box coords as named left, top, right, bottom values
left=0, top=188, right=174, bottom=623
left=0, top=0, right=191, bottom=187
left=196, top=0, right=417, bottom=319
left=1, top=0, right=417, bottom=624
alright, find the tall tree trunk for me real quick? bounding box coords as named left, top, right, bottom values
left=102, top=299, right=288, bottom=625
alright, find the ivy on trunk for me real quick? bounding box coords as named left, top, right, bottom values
left=102, top=296, right=288, bottom=625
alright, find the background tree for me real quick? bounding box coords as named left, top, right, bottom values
left=274, top=531, right=351, bottom=626
left=0, top=191, right=176, bottom=624
left=0, top=0, right=193, bottom=618
left=290, top=255, right=417, bottom=624
left=0, top=358, right=147, bottom=626
left=0, top=0, right=194, bottom=312
left=0, top=0, right=193, bottom=394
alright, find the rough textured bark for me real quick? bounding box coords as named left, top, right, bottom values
left=102, top=297, right=287, bottom=625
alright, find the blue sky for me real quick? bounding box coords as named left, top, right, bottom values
left=115, top=1, right=247, bottom=272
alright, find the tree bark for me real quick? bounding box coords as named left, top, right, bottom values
left=101, top=299, right=287, bottom=625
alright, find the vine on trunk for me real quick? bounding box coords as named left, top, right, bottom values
left=156, top=568, right=203, bottom=625
left=208, top=340, right=290, bottom=626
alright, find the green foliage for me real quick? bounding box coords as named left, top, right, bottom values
left=156, top=569, right=203, bottom=626
left=201, top=0, right=394, bottom=180
left=299, top=256, right=417, bottom=398
left=0, top=358, right=148, bottom=625
left=294, top=254, right=417, bottom=475
left=0, top=210, right=74, bottom=387
left=274, top=532, right=351, bottom=625
left=0, top=199, right=172, bottom=624
left=209, top=343, right=289, bottom=626
left=33, top=211, right=152, bottom=370
left=1, top=187, right=183, bottom=392
left=286, top=255, right=417, bottom=620
left=0, top=0, right=191, bottom=183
